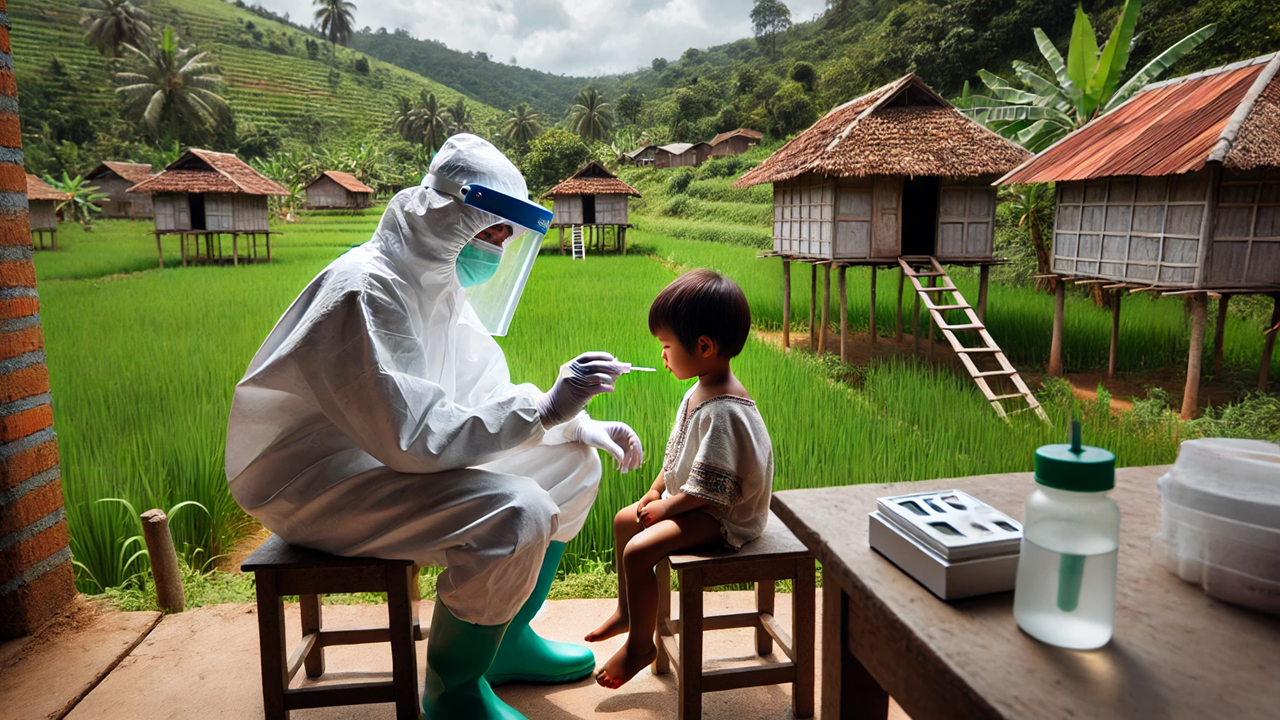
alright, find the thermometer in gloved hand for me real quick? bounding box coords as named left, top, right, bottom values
left=621, top=364, right=658, bottom=373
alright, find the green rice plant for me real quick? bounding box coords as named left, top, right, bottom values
left=74, top=497, right=208, bottom=593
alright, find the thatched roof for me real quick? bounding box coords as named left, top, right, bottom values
left=128, top=148, right=288, bottom=196
left=308, top=170, right=374, bottom=194
left=1002, top=52, right=1280, bottom=184
left=735, top=74, right=1030, bottom=188
left=83, top=161, right=154, bottom=184
left=710, top=128, right=763, bottom=146
left=544, top=161, right=641, bottom=198
left=26, top=174, right=69, bottom=202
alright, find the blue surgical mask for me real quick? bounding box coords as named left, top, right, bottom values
left=456, top=236, right=504, bottom=287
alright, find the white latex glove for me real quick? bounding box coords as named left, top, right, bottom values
left=573, top=419, right=644, bottom=473
left=535, top=352, right=630, bottom=428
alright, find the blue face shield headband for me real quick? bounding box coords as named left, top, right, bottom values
left=423, top=173, right=553, bottom=336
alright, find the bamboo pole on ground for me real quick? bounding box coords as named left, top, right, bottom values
left=1213, top=295, right=1230, bottom=376
left=869, top=267, right=877, bottom=347
left=1049, top=281, right=1066, bottom=377
left=1109, top=290, right=1122, bottom=380
left=141, top=509, right=185, bottom=613
left=896, top=268, right=905, bottom=340
left=977, top=265, right=990, bottom=324
left=839, top=266, right=848, bottom=363
left=1259, top=293, right=1279, bottom=391
left=1181, top=293, right=1208, bottom=421
left=818, top=264, right=831, bottom=357
left=782, top=260, right=791, bottom=352
left=809, top=264, right=817, bottom=351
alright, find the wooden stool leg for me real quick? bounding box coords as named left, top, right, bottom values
left=387, top=565, right=420, bottom=720
left=300, top=593, right=324, bottom=678
left=794, top=558, right=817, bottom=718
left=678, top=568, right=704, bottom=720
left=254, top=571, right=289, bottom=720
left=756, top=578, right=775, bottom=656
left=654, top=557, right=672, bottom=675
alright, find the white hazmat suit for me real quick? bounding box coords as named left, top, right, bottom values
left=226, top=136, right=610, bottom=626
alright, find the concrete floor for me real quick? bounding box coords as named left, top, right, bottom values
left=9, top=592, right=910, bottom=719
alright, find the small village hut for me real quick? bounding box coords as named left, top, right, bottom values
left=625, top=145, right=658, bottom=166
left=736, top=73, right=1040, bottom=420
left=304, top=170, right=374, bottom=210
left=26, top=174, right=69, bottom=250
left=545, top=161, right=641, bottom=255
left=82, top=161, right=155, bottom=218
left=655, top=142, right=712, bottom=168
left=1001, top=51, right=1280, bottom=417
left=127, top=148, right=289, bottom=268
left=709, top=128, right=764, bottom=157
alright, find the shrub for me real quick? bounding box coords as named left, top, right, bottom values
left=354, top=57, right=369, bottom=74
left=666, top=166, right=695, bottom=195
left=519, top=129, right=594, bottom=192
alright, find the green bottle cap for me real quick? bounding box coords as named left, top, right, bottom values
left=1034, top=420, right=1115, bottom=492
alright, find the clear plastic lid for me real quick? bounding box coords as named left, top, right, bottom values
left=1158, top=438, right=1280, bottom=530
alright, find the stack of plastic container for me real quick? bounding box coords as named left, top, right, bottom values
left=1153, top=438, right=1280, bottom=615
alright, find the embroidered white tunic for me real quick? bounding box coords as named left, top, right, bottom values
left=662, top=384, right=774, bottom=549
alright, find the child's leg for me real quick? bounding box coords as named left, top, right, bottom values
left=596, top=511, right=722, bottom=689
left=585, top=502, right=646, bottom=642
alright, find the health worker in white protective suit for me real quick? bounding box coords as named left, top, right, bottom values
left=225, top=134, right=643, bottom=720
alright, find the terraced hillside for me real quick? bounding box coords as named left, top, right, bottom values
left=11, top=0, right=496, bottom=141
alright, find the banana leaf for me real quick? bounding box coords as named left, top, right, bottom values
left=1034, top=28, right=1078, bottom=102
left=1095, top=0, right=1143, bottom=102
left=1068, top=4, right=1100, bottom=118
left=1106, top=24, right=1218, bottom=111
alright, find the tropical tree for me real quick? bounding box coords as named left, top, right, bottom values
left=80, top=0, right=150, bottom=58
left=392, top=94, right=417, bottom=142
left=392, top=90, right=449, bottom=152
left=46, top=173, right=107, bottom=228
left=957, top=0, right=1216, bottom=152
left=616, top=92, right=643, bottom=126
left=313, top=0, right=356, bottom=56
left=115, top=27, right=229, bottom=141
left=447, top=97, right=474, bottom=135
left=505, top=103, right=542, bottom=145
left=750, top=0, right=791, bottom=59
left=568, top=87, right=614, bottom=144
left=1005, top=183, right=1056, bottom=292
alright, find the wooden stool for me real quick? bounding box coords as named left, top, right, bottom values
left=654, top=511, right=816, bottom=719
left=241, top=535, right=422, bottom=720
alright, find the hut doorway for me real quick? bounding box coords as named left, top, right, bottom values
left=189, top=193, right=207, bottom=231
left=581, top=195, right=596, bottom=225
left=901, top=176, right=939, bottom=256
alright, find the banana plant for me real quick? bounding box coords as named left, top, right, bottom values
left=956, top=0, right=1216, bottom=151
left=45, top=172, right=107, bottom=228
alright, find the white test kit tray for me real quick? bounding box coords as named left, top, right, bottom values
left=869, top=490, right=1023, bottom=600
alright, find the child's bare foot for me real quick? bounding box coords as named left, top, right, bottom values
left=595, top=642, right=658, bottom=689
left=584, top=611, right=629, bottom=643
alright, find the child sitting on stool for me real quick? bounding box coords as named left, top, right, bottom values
left=587, top=269, right=775, bottom=689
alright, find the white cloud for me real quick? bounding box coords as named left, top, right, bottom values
left=249, top=0, right=828, bottom=75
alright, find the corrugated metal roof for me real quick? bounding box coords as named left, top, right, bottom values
left=26, top=174, right=70, bottom=202
left=128, top=148, right=289, bottom=196
left=1002, top=53, right=1280, bottom=184
left=658, top=143, right=695, bottom=155
left=710, top=128, right=764, bottom=146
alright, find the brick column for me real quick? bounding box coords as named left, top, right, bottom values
left=0, top=1, right=75, bottom=639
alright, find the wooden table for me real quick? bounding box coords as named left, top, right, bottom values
left=772, top=466, right=1280, bottom=720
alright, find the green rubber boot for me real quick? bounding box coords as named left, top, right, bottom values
left=421, top=600, right=526, bottom=720
left=485, top=541, right=597, bottom=685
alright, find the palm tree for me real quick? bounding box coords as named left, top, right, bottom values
left=313, top=0, right=356, bottom=57
left=392, top=94, right=419, bottom=143
left=413, top=91, right=448, bottom=153
left=115, top=27, right=229, bottom=141
left=81, top=0, right=151, bottom=57
left=957, top=0, right=1216, bottom=151
left=568, top=87, right=613, bottom=144
left=447, top=97, right=474, bottom=135
left=505, top=103, right=542, bottom=145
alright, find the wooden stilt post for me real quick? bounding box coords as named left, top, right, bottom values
left=1259, top=293, right=1279, bottom=391
left=1109, top=290, right=1122, bottom=380
left=912, top=276, right=921, bottom=353
left=559, top=227, right=565, bottom=255
left=1182, top=293, right=1208, bottom=421
left=1213, top=294, right=1230, bottom=376
left=977, top=264, right=990, bottom=324
left=896, top=268, right=905, bottom=341
left=869, top=266, right=877, bottom=346
left=621, top=226, right=627, bottom=255
left=51, top=228, right=57, bottom=251
left=782, top=260, right=791, bottom=352
left=157, top=233, right=165, bottom=269
left=233, top=234, right=239, bottom=267
left=1049, top=280, right=1065, bottom=377
left=266, top=232, right=272, bottom=263
left=927, top=275, right=936, bottom=361
left=140, top=509, right=184, bottom=613
left=839, top=265, right=848, bottom=363
left=818, top=264, right=831, bottom=357
left=809, top=263, right=817, bottom=351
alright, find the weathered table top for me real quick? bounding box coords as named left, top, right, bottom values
left=773, top=465, right=1280, bottom=720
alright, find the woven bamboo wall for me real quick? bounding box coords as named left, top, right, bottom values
left=27, top=200, right=55, bottom=231
left=552, top=195, right=581, bottom=225
left=773, top=174, right=834, bottom=258
left=936, top=182, right=996, bottom=260
left=1209, top=169, right=1280, bottom=286
left=595, top=194, right=628, bottom=225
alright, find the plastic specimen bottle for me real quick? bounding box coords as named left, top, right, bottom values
left=1013, top=422, right=1119, bottom=650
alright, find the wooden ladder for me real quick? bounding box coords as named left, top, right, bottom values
left=898, top=256, right=1049, bottom=423
left=571, top=225, right=586, bottom=260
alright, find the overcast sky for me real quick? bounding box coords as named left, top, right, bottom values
left=249, top=0, right=830, bottom=76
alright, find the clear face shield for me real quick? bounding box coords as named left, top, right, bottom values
left=423, top=174, right=553, bottom=336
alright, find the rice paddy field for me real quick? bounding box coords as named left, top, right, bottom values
left=36, top=209, right=1273, bottom=592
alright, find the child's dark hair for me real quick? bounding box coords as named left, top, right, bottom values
left=648, top=269, right=751, bottom=358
